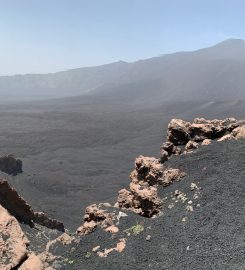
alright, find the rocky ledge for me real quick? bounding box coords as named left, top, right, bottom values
left=2, top=117, right=245, bottom=269
left=78, top=117, right=245, bottom=235
left=0, top=177, right=66, bottom=269
left=162, top=117, right=245, bottom=158
left=75, top=117, right=245, bottom=262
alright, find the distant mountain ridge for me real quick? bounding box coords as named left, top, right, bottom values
left=1, top=39, right=245, bottom=104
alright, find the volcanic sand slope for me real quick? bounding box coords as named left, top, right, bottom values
left=55, top=140, right=245, bottom=270
left=1, top=114, right=245, bottom=269
left=1, top=100, right=245, bottom=231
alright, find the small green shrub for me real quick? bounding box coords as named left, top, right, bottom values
left=125, top=224, right=144, bottom=235
left=85, top=252, right=92, bottom=258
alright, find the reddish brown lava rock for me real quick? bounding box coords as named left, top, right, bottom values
left=117, top=185, right=162, bottom=217
left=189, top=123, right=213, bottom=142
left=131, top=183, right=161, bottom=216
left=167, top=119, right=191, bottom=145
left=97, top=238, right=126, bottom=258
left=161, top=169, right=186, bottom=187
left=0, top=205, right=29, bottom=269
left=202, top=139, right=212, bottom=145
left=77, top=204, right=115, bottom=235
left=160, top=141, right=181, bottom=162
left=131, top=155, right=164, bottom=186
left=117, top=189, right=134, bottom=209
left=117, top=155, right=186, bottom=217
left=104, top=225, right=119, bottom=234
left=185, top=140, right=199, bottom=151
left=116, top=156, right=164, bottom=217
left=0, top=178, right=65, bottom=231
left=231, top=126, right=245, bottom=139
left=19, top=253, right=47, bottom=270
left=167, top=117, right=245, bottom=147
left=217, top=134, right=235, bottom=142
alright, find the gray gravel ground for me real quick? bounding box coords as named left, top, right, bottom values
left=53, top=140, right=245, bottom=269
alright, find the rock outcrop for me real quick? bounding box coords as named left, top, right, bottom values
left=19, top=253, right=46, bottom=270
left=185, top=140, right=199, bottom=151
left=162, top=168, right=186, bottom=187
left=201, top=139, right=212, bottom=145
left=117, top=155, right=185, bottom=217
left=231, top=126, right=245, bottom=139
left=77, top=204, right=115, bottom=235
left=160, top=141, right=181, bottom=162
left=0, top=178, right=34, bottom=225
left=0, top=205, right=58, bottom=270
left=166, top=118, right=245, bottom=156
left=77, top=117, right=245, bottom=240
left=0, top=154, right=22, bottom=175
left=117, top=184, right=162, bottom=217
left=33, top=212, right=65, bottom=232
left=131, top=156, right=165, bottom=186
left=76, top=156, right=179, bottom=235
left=0, top=178, right=65, bottom=231
left=167, top=119, right=191, bottom=145
left=0, top=205, right=29, bottom=269
left=217, top=134, right=235, bottom=142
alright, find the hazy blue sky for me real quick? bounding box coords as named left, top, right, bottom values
left=0, top=0, right=244, bottom=75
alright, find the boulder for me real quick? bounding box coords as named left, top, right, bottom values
left=189, top=124, right=213, bottom=141
left=202, top=139, right=212, bottom=146
left=231, top=126, right=245, bottom=139
left=77, top=220, right=97, bottom=235
left=77, top=204, right=115, bottom=235
left=117, top=155, right=185, bottom=217
left=0, top=155, right=22, bottom=175
left=117, top=184, right=162, bottom=217
left=0, top=205, right=29, bottom=269
left=185, top=140, right=199, bottom=151
left=19, top=253, right=45, bottom=270
left=117, top=189, right=134, bottom=209
left=160, top=149, right=169, bottom=163
left=217, top=134, right=235, bottom=142
left=167, top=119, right=191, bottom=145
left=131, top=155, right=164, bottom=186
left=160, top=142, right=181, bottom=162
left=161, top=169, right=186, bottom=187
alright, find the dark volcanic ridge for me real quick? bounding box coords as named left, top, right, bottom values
left=1, top=117, right=245, bottom=269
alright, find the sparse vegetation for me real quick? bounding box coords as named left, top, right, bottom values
left=125, top=223, right=144, bottom=236
left=85, top=252, right=92, bottom=259
left=64, top=258, right=75, bottom=265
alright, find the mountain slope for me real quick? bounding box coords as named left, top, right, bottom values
left=1, top=39, right=245, bottom=104
left=88, top=39, right=245, bottom=105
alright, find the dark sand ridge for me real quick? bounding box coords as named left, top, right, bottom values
left=53, top=139, right=245, bottom=270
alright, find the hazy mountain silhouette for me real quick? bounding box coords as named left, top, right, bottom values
left=1, top=39, right=245, bottom=104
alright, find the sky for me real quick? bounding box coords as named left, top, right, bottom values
left=0, top=0, right=245, bottom=75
